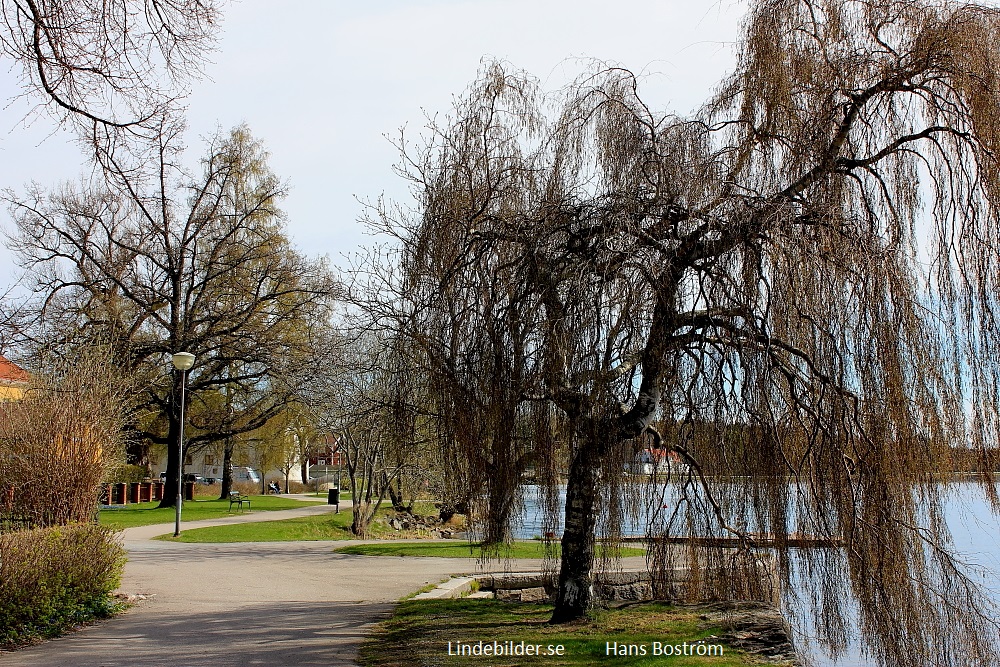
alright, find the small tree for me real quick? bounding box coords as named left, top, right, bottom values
left=304, top=328, right=417, bottom=537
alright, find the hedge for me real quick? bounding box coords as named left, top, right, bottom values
left=0, top=523, right=126, bottom=647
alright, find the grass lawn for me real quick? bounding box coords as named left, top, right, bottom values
left=156, top=509, right=358, bottom=542
left=148, top=502, right=643, bottom=558
left=359, top=599, right=779, bottom=666
left=98, top=495, right=316, bottom=528
left=157, top=502, right=462, bottom=543
left=334, top=541, right=645, bottom=558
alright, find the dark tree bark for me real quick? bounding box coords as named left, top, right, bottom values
left=218, top=435, right=235, bottom=499
left=159, top=371, right=186, bottom=508
left=551, top=436, right=604, bottom=622
left=386, top=474, right=405, bottom=513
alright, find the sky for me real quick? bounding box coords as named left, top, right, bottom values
left=0, top=0, right=748, bottom=292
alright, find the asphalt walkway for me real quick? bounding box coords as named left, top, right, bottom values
left=0, top=497, right=499, bottom=667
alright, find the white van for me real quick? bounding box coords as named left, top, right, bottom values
left=231, top=467, right=261, bottom=483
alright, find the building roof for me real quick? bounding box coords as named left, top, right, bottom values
left=0, top=355, right=29, bottom=384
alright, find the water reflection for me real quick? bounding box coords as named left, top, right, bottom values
left=513, top=480, right=1000, bottom=667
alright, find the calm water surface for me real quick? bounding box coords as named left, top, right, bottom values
left=514, top=481, right=1000, bottom=667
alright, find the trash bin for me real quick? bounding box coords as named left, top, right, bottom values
left=327, top=488, right=340, bottom=505
left=184, top=482, right=195, bottom=501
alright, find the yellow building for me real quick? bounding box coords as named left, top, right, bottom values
left=0, top=355, right=29, bottom=401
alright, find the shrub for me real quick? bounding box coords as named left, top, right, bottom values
left=0, top=351, right=133, bottom=528
left=0, top=523, right=126, bottom=647
left=284, top=481, right=309, bottom=494
left=232, top=481, right=262, bottom=496
left=107, top=464, right=150, bottom=484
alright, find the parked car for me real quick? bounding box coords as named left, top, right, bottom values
left=158, top=472, right=206, bottom=484
left=200, top=477, right=218, bottom=485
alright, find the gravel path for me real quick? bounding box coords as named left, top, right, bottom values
left=0, top=498, right=486, bottom=667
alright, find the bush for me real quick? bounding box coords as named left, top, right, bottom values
left=194, top=482, right=220, bottom=498
left=0, top=524, right=126, bottom=647
left=232, top=481, right=262, bottom=496
left=107, top=464, right=150, bottom=484
left=0, top=352, right=133, bottom=528
left=284, top=481, right=309, bottom=494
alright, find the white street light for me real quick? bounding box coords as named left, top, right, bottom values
left=171, top=351, right=196, bottom=536
left=172, top=351, right=196, bottom=371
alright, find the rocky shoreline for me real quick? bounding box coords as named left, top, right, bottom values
left=694, top=601, right=799, bottom=665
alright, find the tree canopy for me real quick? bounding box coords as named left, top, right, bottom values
left=5, top=123, right=337, bottom=507
left=368, top=1, right=1000, bottom=665
left=0, top=0, right=220, bottom=128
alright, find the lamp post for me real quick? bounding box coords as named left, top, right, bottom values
left=171, top=351, right=196, bottom=537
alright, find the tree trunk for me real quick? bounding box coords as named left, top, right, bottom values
left=387, top=474, right=405, bottom=512
left=551, top=437, right=602, bottom=623
left=218, top=435, right=235, bottom=499
left=483, top=476, right=518, bottom=546
left=157, top=372, right=185, bottom=509
left=351, top=505, right=370, bottom=537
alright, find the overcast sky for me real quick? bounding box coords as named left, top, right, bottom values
left=0, top=0, right=748, bottom=291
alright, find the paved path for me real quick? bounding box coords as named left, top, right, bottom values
left=1, top=498, right=507, bottom=667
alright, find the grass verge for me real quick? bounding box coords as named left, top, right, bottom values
left=358, top=599, right=775, bottom=666
left=157, top=509, right=358, bottom=542
left=97, top=495, right=317, bottom=528
left=334, top=541, right=645, bottom=558
left=155, top=502, right=459, bottom=543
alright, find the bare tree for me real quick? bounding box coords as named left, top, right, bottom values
left=371, top=1, right=1000, bottom=665
left=349, top=203, right=557, bottom=543
left=5, top=123, right=337, bottom=508
left=0, top=0, right=219, bottom=129
left=302, top=326, right=424, bottom=537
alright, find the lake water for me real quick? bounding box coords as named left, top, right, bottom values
left=513, top=480, right=1000, bottom=667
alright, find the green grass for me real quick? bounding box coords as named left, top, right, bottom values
left=97, top=495, right=318, bottom=528
left=157, top=509, right=358, bottom=542
left=400, top=580, right=449, bottom=602
left=334, top=541, right=645, bottom=558
left=358, top=599, right=778, bottom=666
left=157, top=502, right=457, bottom=543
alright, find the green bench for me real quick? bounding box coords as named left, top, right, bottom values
left=228, top=491, right=251, bottom=513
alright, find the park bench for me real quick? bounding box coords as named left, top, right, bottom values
left=228, top=491, right=251, bottom=513
left=99, top=504, right=126, bottom=512
left=0, top=513, right=31, bottom=533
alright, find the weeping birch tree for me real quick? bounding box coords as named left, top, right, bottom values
left=372, top=1, right=1000, bottom=665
